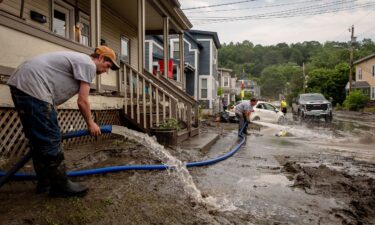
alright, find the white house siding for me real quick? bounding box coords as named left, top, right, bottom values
left=101, top=6, right=138, bottom=87
left=0, top=25, right=70, bottom=69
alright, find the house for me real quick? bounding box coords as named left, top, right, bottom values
left=169, top=32, right=202, bottom=99
left=346, top=53, right=375, bottom=103
left=218, top=68, right=236, bottom=107
left=145, top=30, right=221, bottom=115
left=188, top=30, right=221, bottom=115
left=235, top=79, right=261, bottom=100
left=0, top=0, right=199, bottom=158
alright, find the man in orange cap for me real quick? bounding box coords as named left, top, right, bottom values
left=7, top=46, right=119, bottom=197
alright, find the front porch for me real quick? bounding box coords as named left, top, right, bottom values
left=0, top=0, right=199, bottom=158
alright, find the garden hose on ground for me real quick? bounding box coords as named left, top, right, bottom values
left=0, top=122, right=248, bottom=183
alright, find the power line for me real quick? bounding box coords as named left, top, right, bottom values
left=332, top=7, right=375, bottom=40
left=182, top=0, right=256, bottom=11
left=357, top=25, right=375, bottom=37
left=192, top=2, right=375, bottom=25
left=189, top=0, right=356, bottom=21
left=186, top=0, right=324, bottom=14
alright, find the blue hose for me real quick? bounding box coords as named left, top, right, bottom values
left=0, top=122, right=248, bottom=180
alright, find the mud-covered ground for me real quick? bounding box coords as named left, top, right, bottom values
left=0, top=113, right=374, bottom=225
left=0, top=122, right=254, bottom=225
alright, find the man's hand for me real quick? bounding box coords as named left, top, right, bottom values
left=78, top=81, right=101, bottom=136
left=88, top=122, right=101, bottom=136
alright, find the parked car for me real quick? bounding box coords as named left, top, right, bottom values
left=249, top=101, right=285, bottom=124
left=291, top=93, right=332, bottom=122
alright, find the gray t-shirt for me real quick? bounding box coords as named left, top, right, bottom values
left=235, top=101, right=251, bottom=114
left=8, top=51, right=96, bottom=105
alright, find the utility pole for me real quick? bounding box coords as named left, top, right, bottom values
left=302, top=62, right=306, bottom=93
left=349, top=25, right=355, bottom=93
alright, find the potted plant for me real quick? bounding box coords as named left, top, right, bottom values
left=150, top=118, right=181, bottom=146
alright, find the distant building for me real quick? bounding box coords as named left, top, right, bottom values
left=189, top=30, right=221, bottom=114
left=218, top=68, right=237, bottom=106
left=347, top=53, right=375, bottom=104
left=235, top=80, right=261, bottom=99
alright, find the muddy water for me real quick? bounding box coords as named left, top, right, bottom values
left=111, top=125, right=206, bottom=204
left=193, top=119, right=375, bottom=225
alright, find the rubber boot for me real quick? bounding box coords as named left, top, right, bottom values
left=45, top=153, right=88, bottom=198
left=32, top=155, right=50, bottom=194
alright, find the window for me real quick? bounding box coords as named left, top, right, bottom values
left=173, top=41, right=179, bottom=59
left=223, top=76, right=229, bottom=87
left=79, top=12, right=90, bottom=46
left=223, top=94, right=229, bottom=103
left=264, top=103, right=276, bottom=111
left=358, top=68, right=362, bottom=80
left=372, top=87, right=375, bottom=100
left=201, top=78, right=208, bottom=98
left=372, top=65, right=375, bottom=77
left=53, top=1, right=73, bottom=39
left=121, top=36, right=130, bottom=63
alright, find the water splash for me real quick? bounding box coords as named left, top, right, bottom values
left=252, top=121, right=340, bottom=141
left=111, top=125, right=221, bottom=208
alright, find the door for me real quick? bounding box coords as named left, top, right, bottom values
left=263, top=103, right=279, bottom=122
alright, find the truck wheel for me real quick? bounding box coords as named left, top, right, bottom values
left=325, top=115, right=332, bottom=123
left=299, top=111, right=305, bottom=123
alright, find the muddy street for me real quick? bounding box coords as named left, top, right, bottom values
left=193, top=115, right=375, bottom=225
left=0, top=115, right=374, bottom=225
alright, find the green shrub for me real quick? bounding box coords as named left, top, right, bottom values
left=343, top=90, right=369, bottom=111
left=159, top=118, right=180, bottom=131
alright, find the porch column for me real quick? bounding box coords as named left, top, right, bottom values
left=91, top=0, right=101, bottom=91
left=163, top=17, right=169, bottom=78
left=138, top=0, right=145, bottom=72
left=179, top=32, right=184, bottom=90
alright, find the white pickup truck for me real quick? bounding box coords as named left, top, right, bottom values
left=292, top=93, right=333, bottom=123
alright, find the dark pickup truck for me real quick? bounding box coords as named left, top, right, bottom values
left=292, top=93, right=333, bottom=122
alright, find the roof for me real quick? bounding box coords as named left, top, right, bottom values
left=218, top=68, right=233, bottom=72
left=183, top=32, right=203, bottom=49
left=188, top=30, right=221, bottom=49
left=345, top=81, right=370, bottom=89
left=354, top=53, right=375, bottom=65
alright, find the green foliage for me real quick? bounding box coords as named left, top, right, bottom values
left=260, top=64, right=301, bottom=99
left=343, top=90, right=369, bottom=111
left=217, top=87, right=223, bottom=97
left=306, top=62, right=349, bottom=104
left=159, top=118, right=181, bottom=131
left=219, top=39, right=375, bottom=103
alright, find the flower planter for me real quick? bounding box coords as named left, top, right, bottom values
left=150, top=127, right=177, bottom=147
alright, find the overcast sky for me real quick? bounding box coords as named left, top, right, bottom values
left=179, top=0, right=375, bottom=45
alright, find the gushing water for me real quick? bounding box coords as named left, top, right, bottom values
left=111, top=125, right=231, bottom=209
left=251, top=121, right=342, bottom=141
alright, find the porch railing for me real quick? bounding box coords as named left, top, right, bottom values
left=120, top=63, right=199, bottom=133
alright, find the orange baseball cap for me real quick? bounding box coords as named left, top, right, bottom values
left=95, top=46, right=120, bottom=70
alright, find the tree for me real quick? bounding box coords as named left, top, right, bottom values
left=260, top=65, right=287, bottom=99
left=306, top=63, right=348, bottom=105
